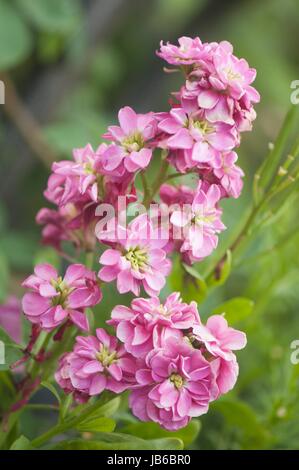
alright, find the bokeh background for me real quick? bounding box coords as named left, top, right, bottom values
left=1, top=0, right=299, bottom=450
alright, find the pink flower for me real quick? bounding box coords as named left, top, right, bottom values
left=191, top=315, right=247, bottom=397
left=55, top=328, right=136, bottom=398
left=192, top=314, right=247, bottom=361
left=0, top=296, right=22, bottom=343
left=211, top=355, right=239, bottom=396
left=210, top=41, right=259, bottom=102
left=98, top=214, right=171, bottom=296
left=109, top=293, right=200, bottom=358
left=157, top=36, right=207, bottom=66
left=212, top=151, right=244, bottom=198
left=129, top=339, right=217, bottom=430
left=22, top=264, right=102, bottom=331
left=170, top=183, right=226, bottom=262
left=44, top=144, right=107, bottom=206
left=159, top=106, right=237, bottom=171
left=100, top=107, right=158, bottom=173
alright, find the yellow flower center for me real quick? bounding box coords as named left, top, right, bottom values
left=125, top=247, right=149, bottom=271
left=96, top=345, right=117, bottom=367
left=170, top=373, right=184, bottom=389
left=122, top=132, right=144, bottom=153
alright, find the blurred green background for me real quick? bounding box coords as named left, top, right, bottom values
left=1, top=0, right=299, bottom=450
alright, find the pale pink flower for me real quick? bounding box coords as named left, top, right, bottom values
left=98, top=214, right=171, bottom=296
left=55, top=328, right=136, bottom=398
left=159, top=106, right=237, bottom=170
left=109, top=293, right=200, bottom=358
left=129, top=338, right=217, bottom=431
left=101, top=107, right=157, bottom=173
left=170, top=183, right=226, bottom=262
left=210, top=41, right=260, bottom=102
left=0, top=296, right=22, bottom=343
left=22, top=264, right=102, bottom=331
left=192, top=314, right=247, bottom=361
left=157, top=36, right=206, bottom=66
left=211, top=355, right=239, bottom=396
left=44, top=144, right=108, bottom=206
left=212, top=151, right=244, bottom=198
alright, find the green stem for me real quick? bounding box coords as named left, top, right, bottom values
left=31, top=393, right=112, bottom=448
left=143, top=158, right=169, bottom=208
left=85, top=251, right=94, bottom=269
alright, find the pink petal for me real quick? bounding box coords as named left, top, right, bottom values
left=118, top=106, right=137, bottom=134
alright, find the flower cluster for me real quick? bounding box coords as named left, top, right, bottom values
left=55, top=293, right=246, bottom=430
left=157, top=37, right=259, bottom=195
left=18, top=37, right=256, bottom=432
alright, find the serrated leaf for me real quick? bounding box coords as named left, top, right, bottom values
left=212, top=297, right=254, bottom=325
left=122, top=420, right=200, bottom=448
left=0, top=0, right=32, bottom=70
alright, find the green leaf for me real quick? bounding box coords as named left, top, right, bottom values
left=0, top=327, right=23, bottom=371
left=75, top=417, right=116, bottom=433
left=0, top=0, right=32, bottom=70
left=169, top=256, right=207, bottom=304
left=212, top=398, right=271, bottom=449
left=54, top=432, right=183, bottom=450
left=41, top=381, right=61, bottom=405
left=59, top=394, right=73, bottom=422
left=16, top=0, right=81, bottom=34
left=212, top=297, right=254, bottom=325
left=69, top=396, right=121, bottom=422
left=10, top=435, right=34, bottom=450
left=206, top=250, right=232, bottom=288
left=122, top=420, right=200, bottom=448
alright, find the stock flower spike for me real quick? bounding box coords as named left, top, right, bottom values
left=55, top=328, right=136, bottom=400
left=22, top=264, right=102, bottom=331
left=11, top=36, right=257, bottom=442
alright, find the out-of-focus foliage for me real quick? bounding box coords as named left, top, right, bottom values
left=1, top=0, right=299, bottom=450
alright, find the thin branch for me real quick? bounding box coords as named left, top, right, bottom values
left=0, top=73, right=58, bottom=167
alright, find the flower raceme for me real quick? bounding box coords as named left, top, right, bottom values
left=19, top=36, right=257, bottom=432
left=22, top=264, right=102, bottom=331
